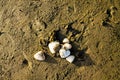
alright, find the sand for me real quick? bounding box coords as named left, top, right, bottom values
left=0, top=0, right=120, bottom=80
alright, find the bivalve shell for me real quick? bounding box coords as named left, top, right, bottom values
left=63, top=43, right=72, bottom=50
left=63, top=38, right=69, bottom=43
left=66, top=55, right=75, bottom=63
left=48, top=41, right=60, bottom=54
left=59, top=48, right=70, bottom=58
left=34, top=51, right=45, bottom=61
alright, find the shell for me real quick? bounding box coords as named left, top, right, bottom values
left=66, top=55, right=75, bottom=63
left=48, top=41, right=60, bottom=54
left=62, top=43, right=72, bottom=50
left=63, top=38, right=69, bottom=43
left=59, top=48, right=70, bottom=58
left=34, top=51, right=45, bottom=61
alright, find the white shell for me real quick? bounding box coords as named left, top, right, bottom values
left=63, top=38, right=69, bottom=43
left=59, top=48, right=70, bottom=58
left=63, top=43, right=72, bottom=50
left=66, top=55, right=75, bottom=63
left=48, top=41, right=60, bottom=54
left=34, top=51, right=45, bottom=61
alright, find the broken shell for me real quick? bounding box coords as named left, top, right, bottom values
left=66, top=55, right=75, bottom=63
left=63, top=38, right=69, bottom=43
left=48, top=41, right=60, bottom=54
left=34, top=51, right=45, bottom=61
left=63, top=43, right=72, bottom=50
left=59, top=48, right=70, bottom=58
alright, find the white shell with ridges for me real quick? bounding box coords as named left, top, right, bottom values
left=48, top=41, right=60, bottom=54
left=34, top=51, right=45, bottom=61
left=63, top=38, right=69, bottom=43
left=59, top=48, right=70, bottom=58
left=66, top=55, right=75, bottom=63
left=63, top=43, right=72, bottom=50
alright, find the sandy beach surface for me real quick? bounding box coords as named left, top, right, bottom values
left=0, top=0, right=120, bottom=80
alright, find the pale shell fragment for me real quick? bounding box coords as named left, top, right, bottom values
left=59, top=48, right=70, bottom=58
left=63, top=38, right=69, bottom=43
left=66, top=55, right=75, bottom=63
left=34, top=51, right=45, bottom=61
left=48, top=41, right=60, bottom=54
left=63, top=43, right=72, bottom=50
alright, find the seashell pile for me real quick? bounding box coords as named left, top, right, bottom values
left=34, top=38, right=75, bottom=63
left=48, top=38, right=75, bottom=63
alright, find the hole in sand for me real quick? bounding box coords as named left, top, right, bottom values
left=22, top=59, right=28, bottom=65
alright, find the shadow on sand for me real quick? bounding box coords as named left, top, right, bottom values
left=44, top=49, right=95, bottom=67
left=64, top=39, right=95, bottom=67
left=73, top=49, right=95, bottom=67
left=44, top=53, right=58, bottom=64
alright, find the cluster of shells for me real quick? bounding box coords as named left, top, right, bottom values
left=34, top=38, right=75, bottom=63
